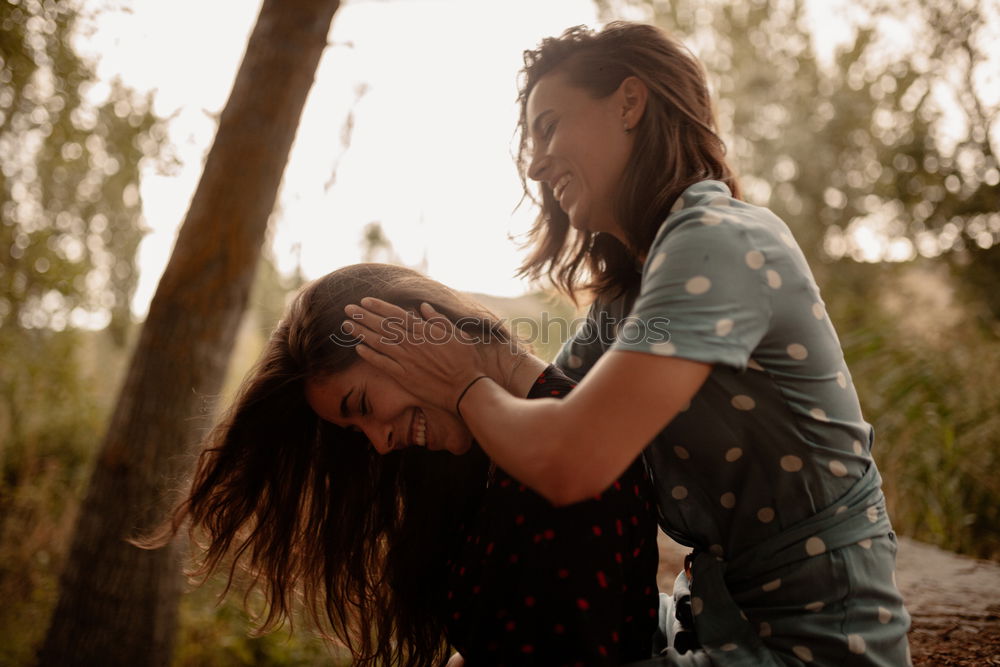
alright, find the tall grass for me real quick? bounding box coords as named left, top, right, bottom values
left=833, top=262, right=1000, bottom=560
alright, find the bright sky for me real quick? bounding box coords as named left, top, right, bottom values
left=82, top=0, right=601, bottom=317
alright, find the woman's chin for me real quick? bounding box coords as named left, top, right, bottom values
left=446, top=437, right=473, bottom=456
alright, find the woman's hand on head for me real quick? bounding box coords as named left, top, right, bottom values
left=343, top=298, right=491, bottom=416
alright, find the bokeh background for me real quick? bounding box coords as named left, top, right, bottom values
left=1, top=0, right=998, bottom=663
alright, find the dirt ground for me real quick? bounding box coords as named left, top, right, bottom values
left=655, top=533, right=1000, bottom=664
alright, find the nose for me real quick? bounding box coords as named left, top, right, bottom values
left=527, top=148, right=550, bottom=183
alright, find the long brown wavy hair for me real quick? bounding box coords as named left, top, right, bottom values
left=515, top=22, right=742, bottom=301
left=139, top=263, right=515, bottom=666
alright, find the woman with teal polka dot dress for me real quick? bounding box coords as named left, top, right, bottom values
left=345, top=22, right=911, bottom=666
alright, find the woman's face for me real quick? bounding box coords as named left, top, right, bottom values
left=305, top=360, right=474, bottom=456
left=526, top=71, right=635, bottom=238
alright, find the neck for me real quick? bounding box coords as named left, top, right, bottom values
left=486, top=345, right=548, bottom=399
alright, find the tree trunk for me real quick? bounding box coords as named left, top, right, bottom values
left=38, top=1, right=341, bottom=664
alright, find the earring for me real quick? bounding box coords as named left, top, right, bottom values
left=623, top=120, right=632, bottom=134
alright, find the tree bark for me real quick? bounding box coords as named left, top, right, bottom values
left=38, top=1, right=341, bottom=664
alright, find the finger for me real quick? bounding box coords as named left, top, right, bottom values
left=414, top=302, right=457, bottom=340
left=342, top=316, right=406, bottom=352
left=344, top=304, right=408, bottom=344
left=420, top=302, right=443, bottom=321
left=355, top=342, right=407, bottom=377
left=358, top=296, right=412, bottom=320
left=419, top=302, right=455, bottom=332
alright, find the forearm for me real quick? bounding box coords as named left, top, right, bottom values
left=458, top=380, right=623, bottom=505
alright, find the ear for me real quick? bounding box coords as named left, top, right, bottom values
left=618, top=76, right=648, bottom=131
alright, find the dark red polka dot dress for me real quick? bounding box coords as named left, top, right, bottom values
left=444, top=365, right=659, bottom=665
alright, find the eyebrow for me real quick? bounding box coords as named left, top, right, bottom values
left=339, top=388, right=353, bottom=420
left=530, top=109, right=553, bottom=139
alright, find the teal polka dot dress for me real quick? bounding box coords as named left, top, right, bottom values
left=556, top=180, right=912, bottom=666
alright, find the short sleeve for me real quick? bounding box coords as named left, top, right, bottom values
left=612, top=218, right=772, bottom=371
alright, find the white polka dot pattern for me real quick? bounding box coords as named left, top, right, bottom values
left=650, top=341, right=677, bottom=356
left=810, top=408, right=830, bottom=422
left=793, top=645, right=814, bottom=662
left=787, top=343, right=808, bottom=360
left=745, top=250, right=765, bottom=269
left=685, top=276, right=712, bottom=294
left=805, top=536, right=826, bottom=556
left=554, top=180, right=906, bottom=666
left=780, top=455, right=803, bottom=472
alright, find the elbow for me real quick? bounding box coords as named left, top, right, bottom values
left=531, top=434, right=612, bottom=507
left=543, top=478, right=610, bottom=507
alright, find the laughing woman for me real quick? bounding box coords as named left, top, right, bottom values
left=142, top=263, right=659, bottom=667
left=344, top=22, right=912, bottom=667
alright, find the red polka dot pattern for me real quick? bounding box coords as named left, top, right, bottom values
left=443, top=366, right=660, bottom=666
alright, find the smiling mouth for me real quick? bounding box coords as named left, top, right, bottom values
left=411, top=408, right=428, bottom=447
left=552, top=174, right=572, bottom=203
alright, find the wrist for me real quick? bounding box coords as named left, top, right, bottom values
left=455, top=375, right=490, bottom=418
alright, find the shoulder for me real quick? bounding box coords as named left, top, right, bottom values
left=644, top=180, right=805, bottom=280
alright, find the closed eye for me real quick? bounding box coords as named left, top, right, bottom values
left=542, top=120, right=557, bottom=141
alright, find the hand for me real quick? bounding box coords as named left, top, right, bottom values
left=343, top=297, right=491, bottom=415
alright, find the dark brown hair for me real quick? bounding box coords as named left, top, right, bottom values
left=515, top=22, right=742, bottom=301
left=140, top=263, right=514, bottom=666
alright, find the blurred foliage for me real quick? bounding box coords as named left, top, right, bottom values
left=603, top=0, right=999, bottom=308
left=0, top=0, right=168, bottom=343
left=173, top=574, right=349, bottom=667
left=817, top=258, right=1000, bottom=559
left=0, top=326, right=121, bottom=665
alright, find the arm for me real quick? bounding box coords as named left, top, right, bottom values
left=345, top=299, right=709, bottom=505
left=456, top=349, right=709, bottom=505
